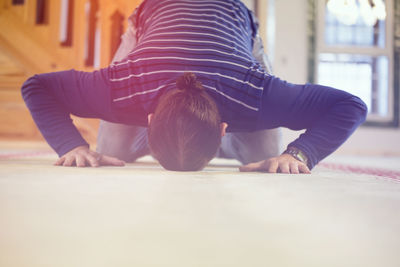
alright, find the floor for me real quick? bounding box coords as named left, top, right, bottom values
left=1, top=141, right=400, bottom=267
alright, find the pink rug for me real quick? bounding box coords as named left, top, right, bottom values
left=1, top=150, right=399, bottom=182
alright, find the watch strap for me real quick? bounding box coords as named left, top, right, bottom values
left=282, top=146, right=309, bottom=166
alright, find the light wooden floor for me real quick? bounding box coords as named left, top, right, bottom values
left=1, top=141, right=400, bottom=267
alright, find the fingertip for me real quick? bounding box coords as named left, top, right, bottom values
left=291, top=168, right=300, bottom=174
left=239, top=166, right=249, bottom=172
left=54, top=158, right=64, bottom=166
left=299, top=165, right=312, bottom=174
left=108, top=161, right=125, bottom=167
left=89, top=161, right=100, bottom=168
left=267, top=161, right=279, bottom=173
left=76, top=160, right=86, bottom=168
left=117, top=161, right=125, bottom=166
left=87, top=159, right=99, bottom=167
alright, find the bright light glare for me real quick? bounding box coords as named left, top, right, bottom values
left=372, top=0, right=387, bottom=20
left=359, top=0, right=377, bottom=26
left=327, top=0, right=359, bottom=25
left=327, top=0, right=387, bottom=26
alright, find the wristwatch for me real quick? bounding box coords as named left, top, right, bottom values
left=282, top=146, right=309, bottom=166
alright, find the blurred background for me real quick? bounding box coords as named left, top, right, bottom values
left=0, top=0, right=399, bottom=156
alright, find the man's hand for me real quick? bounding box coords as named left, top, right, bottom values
left=54, top=145, right=125, bottom=167
left=239, top=154, right=311, bottom=174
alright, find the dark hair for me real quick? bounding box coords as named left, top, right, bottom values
left=148, top=72, right=222, bottom=171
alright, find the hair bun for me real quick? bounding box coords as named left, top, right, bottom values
left=176, top=72, right=204, bottom=93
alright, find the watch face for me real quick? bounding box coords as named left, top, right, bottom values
left=297, top=151, right=308, bottom=163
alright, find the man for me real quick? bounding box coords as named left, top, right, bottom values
left=21, top=0, right=367, bottom=173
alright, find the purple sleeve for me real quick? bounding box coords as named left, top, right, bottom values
left=259, top=76, right=368, bottom=169
left=21, top=69, right=113, bottom=157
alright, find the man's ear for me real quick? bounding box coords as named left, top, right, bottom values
left=220, top=122, right=228, bottom=137
left=148, top=113, right=154, bottom=126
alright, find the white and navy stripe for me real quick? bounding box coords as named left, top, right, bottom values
left=110, top=0, right=268, bottom=128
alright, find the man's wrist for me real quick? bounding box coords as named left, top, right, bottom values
left=282, top=146, right=309, bottom=166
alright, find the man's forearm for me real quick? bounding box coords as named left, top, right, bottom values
left=287, top=94, right=367, bottom=169
left=21, top=74, right=89, bottom=156
left=259, top=77, right=368, bottom=169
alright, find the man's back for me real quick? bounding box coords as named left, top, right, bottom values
left=109, top=0, right=267, bottom=131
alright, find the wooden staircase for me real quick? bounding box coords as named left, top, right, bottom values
left=0, top=0, right=141, bottom=145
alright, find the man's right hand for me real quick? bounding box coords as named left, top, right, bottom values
left=54, top=145, right=125, bottom=167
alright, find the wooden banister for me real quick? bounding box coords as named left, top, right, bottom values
left=0, top=0, right=143, bottom=142
left=12, top=0, right=24, bottom=5
left=110, top=10, right=124, bottom=61
left=84, top=0, right=99, bottom=67
left=60, top=0, right=74, bottom=46
left=35, top=0, right=48, bottom=25
left=0, top=0, right=144, bottom=76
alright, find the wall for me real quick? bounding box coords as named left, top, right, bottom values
left=259, top=0, right=400, bottom=156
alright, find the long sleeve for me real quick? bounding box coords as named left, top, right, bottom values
left=258, top=76, right=368, bottom=169
left=21, top=69, right=114, bottom=157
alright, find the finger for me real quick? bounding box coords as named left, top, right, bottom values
left=239, top=161, right=262, bottom=172
left=299, top=164, right=311, bottom=174
left=63, top=156, right=75, bottom=167
left=99, top=155, right=125, bottom=166
left=289, top=162, right=300, bottom=174
left=279, top=162, right=290, bottom=174
left=267, top=160, right=279, bottom=173
left=75, top=155, right=86, bottom=167
left=85, top=153, right=100, bottom=167
left=54, top=157, right=65, bottom=166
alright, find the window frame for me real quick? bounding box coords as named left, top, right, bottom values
left=308, top=0, right=399, bottom=127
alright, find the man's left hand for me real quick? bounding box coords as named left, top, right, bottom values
left=239, top=154, right=311, bottom=174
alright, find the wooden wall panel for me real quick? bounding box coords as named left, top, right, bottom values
left=0, top=0, right=143, bottom=146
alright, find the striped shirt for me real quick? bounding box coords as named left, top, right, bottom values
left=109, top=0, right=267, bottom=131
left=21, top=0, right=368, bottom=168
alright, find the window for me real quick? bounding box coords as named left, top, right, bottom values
left=60, top=0, right=74, bottom=46
left=312, top=0, right=397, bottom=126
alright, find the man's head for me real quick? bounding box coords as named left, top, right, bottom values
left=148, top=73, right=227, bottom=171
